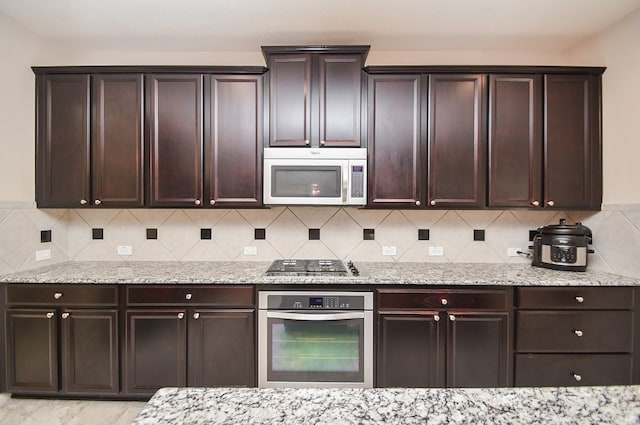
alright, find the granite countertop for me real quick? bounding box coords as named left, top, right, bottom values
left=0, top=260, right=638, bottom=286
left=131, top=386, right=640, bottom=425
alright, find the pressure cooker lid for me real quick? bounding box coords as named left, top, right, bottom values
left=539, top=219, right=592, bottom=237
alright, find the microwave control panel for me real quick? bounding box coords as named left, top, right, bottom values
left=351, top=165, right=365, bottom=198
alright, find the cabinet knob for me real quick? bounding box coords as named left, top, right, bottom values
left=441, top=298, right=448, bottom=306
left=572, top=373, right=582, bottom=382
left=46, top=312, right=55, bottom=319
left=62, top=312, right=70, bottom=319
left=433, top=314, right=440, bottom=322
left=547, top=200, right=555, bottom=207
left=415, top=201, right=421, bottom=206
left=449, top=314, right=456, bottom=321
left=430, top=200, right=436, bottom=206
left=531, top=200, right=540, bottom=207
left=573, top=329, right=584, bottom=337
left=210, top=200, right=215, bottom=206
left=178, top=313, right=184, bottom=319
left=305, top=140, right=310, bottom=145
left=575, top=296, right=584, bottom=303
left=195, top=199, right=201, bottom=206
left=185, top=293, right=192, bottom=300
left=193, top=313, right=200, bottom=320
left=94, top=199, right=102, bottom=205
left=54, top=292, right=63, bottom=300
left=320, top=140, right=326, bottom=146
left=80, top=199, right=87, bottom=205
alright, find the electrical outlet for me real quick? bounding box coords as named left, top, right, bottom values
left=507, top=248, right=520, bottom=257
left=243, top=246, right=257, bottom=256
left=36, top=249, right=51, bottom=261
left=429, top=246, right=444, bottom=256
left=382, top=246, right=397, bottom=256
left=117, top=245, right=133, bottom=256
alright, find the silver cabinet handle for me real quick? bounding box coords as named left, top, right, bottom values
left=572, top=373, right=582, bottom=382
left=185, top=293, right=192, bottom=300
left=178, top=313, right=184, bottom=319
left=62, top=312, right=69, bottom=319
left=193, top=313, right=200, bottom=320
left=195, top=200, right=201, bottom=206
left=430, top=200, right=436, bottom=206
left=210, top=200, right=215, bottom=206
left=441, top=298, right=448, bottom=306
left=80, top=199, right=87, bottom=205
left=94, top=199, right=102, bottom=205
left=575, top=296, right=584, bottom=303
left=573, top=329, right=584, bottom=337
left=449, top=314, right=456, bottom=321
left=415, top=201, right=421, bottom=206
left=547, top=200, right=555, bottom=207
left=320, top=140, right=326, bottom=146
left=54, top=292, right=63, bottom=300
left=304, top=140, right=310, bottom=145
left=531, top=200, right=540, bottom=207
left=46, top=312, right=55, bottom=319
left=434, top=314, right=440, bottom=322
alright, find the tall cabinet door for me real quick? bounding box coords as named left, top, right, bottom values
left=92, top=74, right=144, bottom=207
left=148, top=74, right=203, bottom=207
left=268, top=55, right=312, bottom=147
left=36, top=74, right=90, bottom=208
left=428, top=74, right=486, bottom=208
left=367, top=74, right=424, bottom=207
left=318, top=55, right=363, bottom=147
left=544, top=74, right=602, bottom=209
left=488, top=75, right=542, bottom=207
left=206, top=75, right=262, bottom=207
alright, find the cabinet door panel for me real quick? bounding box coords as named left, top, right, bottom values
left=488, top=75, right=542, bottom=207
left=148, top=74, right=203, bottom=206
left=62, top=309, right=119, bottom=394
left=6, top=309, right=58, bottom=393
left=207, top=75, right=262, bottom=206
left=36, top=74, right=90, bottom=207
left=544, top=74, right=601, bottom=209
left=188, top=309, right=255, bottom=387
left=92, top=74, right=144, bottom=207
left=428, top=74, right=486, bottom=207
left=269, top=55, right=312, bottom=146
left=319, top=55, right=362, bottom=147
left=447, top=312, right=510, bottom=388
left=125, top=310, right=187, bottom=395
left=377, top=312, right=444, bottom=387
left=368, top=75, right=424, bottom=207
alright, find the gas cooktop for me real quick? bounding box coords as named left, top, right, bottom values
left=265, top=259, right=359, bottom=276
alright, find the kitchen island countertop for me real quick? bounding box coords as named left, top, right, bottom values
left=0, top=260, right=638, bottom=286
left=131, top=386, right=640, bottom=425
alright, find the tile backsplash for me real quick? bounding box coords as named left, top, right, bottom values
left=1, top=204, right=640, bottom=279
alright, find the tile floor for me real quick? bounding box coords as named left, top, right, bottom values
left=0, top=393, right=146, bottom=425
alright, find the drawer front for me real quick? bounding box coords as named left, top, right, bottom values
left=516, top=310, right=632, bottom=352
left=6, top=284, right=118, bottom=306
left=515, top=353, right=633, bottom=386
left=126, top=285, right=255, bottom=306
left=517, top=287, right=633, bottom=309
left=377, top=289, right=508, bottom=311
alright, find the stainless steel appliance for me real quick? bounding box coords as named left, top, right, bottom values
left=258, top=290, right=373, bottom=388
left=263, top=147, right=367, bottom=205
left=265, top=259, right=360, bottom=277
left=532, top=219, right=593, bottom=271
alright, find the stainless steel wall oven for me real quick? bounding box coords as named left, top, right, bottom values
left=258, top=291, right=373, bottom=388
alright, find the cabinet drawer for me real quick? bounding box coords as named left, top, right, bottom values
left=377, top=289, right=508, bottom=311
left=126, top=285, right=255, bottom=306
left=6, top=284, right=118, bottom=306
left=515, top=354, right=632, bottom=386
left=516, top=310, right=632, bottom=352
left=516, top=287, right=633, bottom=309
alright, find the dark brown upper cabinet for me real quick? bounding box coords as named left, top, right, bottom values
left=35, top=72, right=144, bottom=208
left=488, top=74, right=543, bottom=208
left=367, top=74, right=425, bottom=207
left=262, top=45, right=369, bottom=147
left=428, top=74, right=487, bottom=208
left=205, top=75, right=263, bottom=207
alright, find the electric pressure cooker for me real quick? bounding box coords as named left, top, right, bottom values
left=532, top=219, right=593, bottom=272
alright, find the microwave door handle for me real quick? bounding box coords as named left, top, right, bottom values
left=342, top=166, right=349, bottom=203
left=266, top=311, right=364, bottom=321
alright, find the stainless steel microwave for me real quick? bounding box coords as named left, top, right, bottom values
left=263, top=148, right=367, bottom=205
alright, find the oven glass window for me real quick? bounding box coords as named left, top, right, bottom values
left=271, top=166, right=341, bottom=198
left=267, top=317, right=364, bottom=382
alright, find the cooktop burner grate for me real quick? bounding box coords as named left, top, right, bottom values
left=266, top=259, right=349, bottom=276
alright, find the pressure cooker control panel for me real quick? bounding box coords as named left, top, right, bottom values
left=550, top=244, right=578, bottom=264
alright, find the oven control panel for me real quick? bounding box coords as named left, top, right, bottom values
left=260, top=291, right=373, bottom=310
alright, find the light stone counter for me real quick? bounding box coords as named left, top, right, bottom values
left=0, top=261, right=638, bottom=286
left=131, top=386, right=640, bottom=425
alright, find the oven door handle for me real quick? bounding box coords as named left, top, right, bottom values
left=266, top=311, right=364, bottom=321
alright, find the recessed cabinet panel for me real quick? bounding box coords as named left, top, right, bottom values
left=367, top=75, right=423, bottom=207
left=148, top=74, right=203, bottom=206
left=36, top=74, right=90, bottom=207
